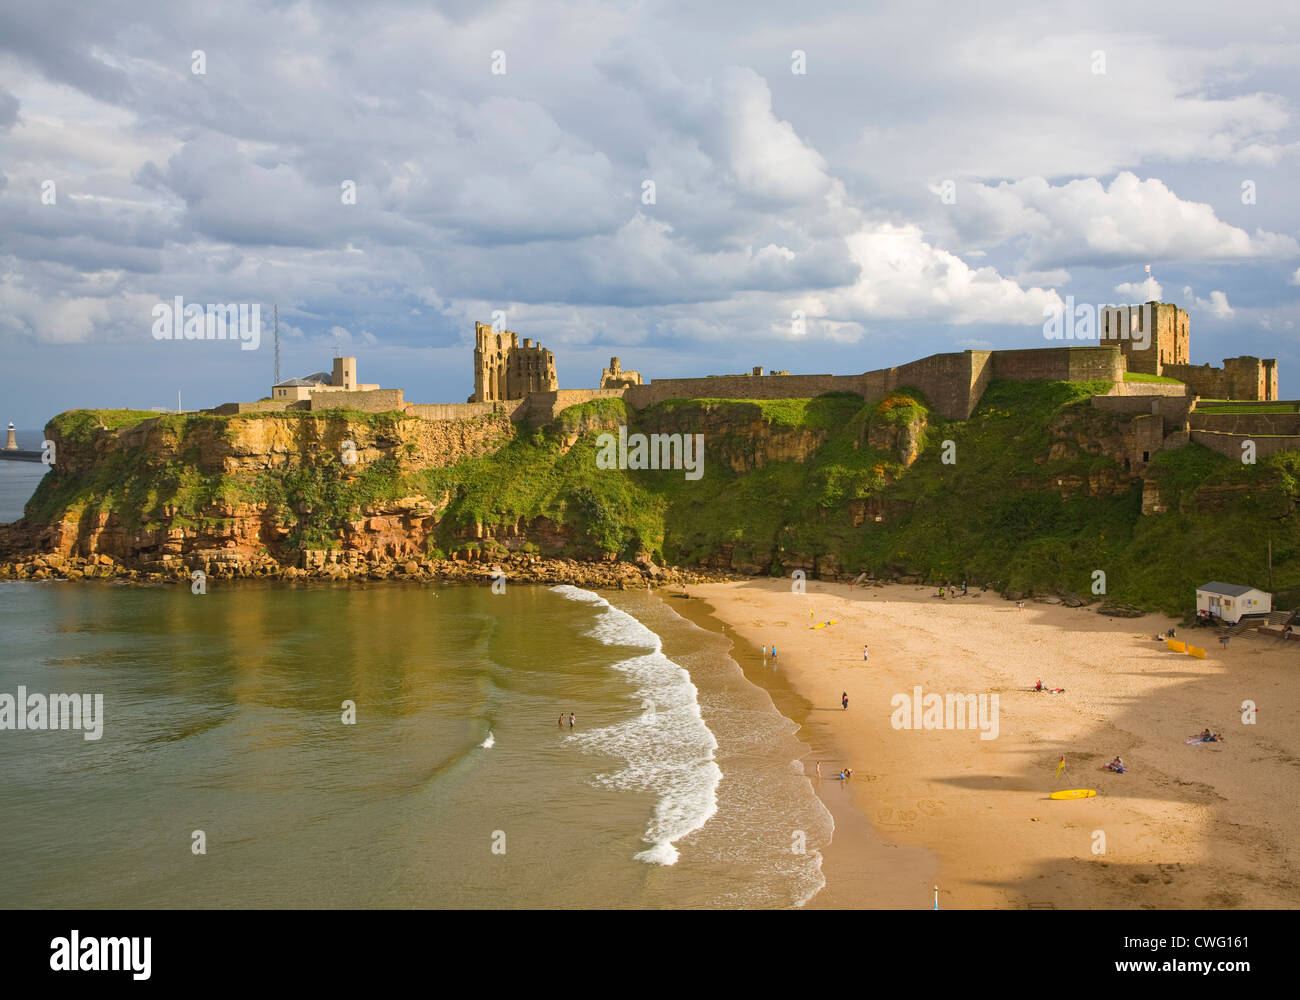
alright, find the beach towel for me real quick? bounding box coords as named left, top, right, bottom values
left=1185, top=738, right=1206, bottom=746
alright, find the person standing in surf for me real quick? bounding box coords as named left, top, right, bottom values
left=569, top=713, right=575, bottom=729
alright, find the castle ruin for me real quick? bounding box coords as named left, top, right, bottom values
left=600, top=357, right=642, bottom=389
left=1102, top=302, right=1276, bottom=400
left=471, top=322, right=557, bottom=402
left=207, top=303, right=1286, bottom=473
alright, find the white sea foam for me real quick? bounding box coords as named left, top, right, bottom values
left=480, top=731, right=494, bottom=749
left=552, top=584, right=721, bottom=865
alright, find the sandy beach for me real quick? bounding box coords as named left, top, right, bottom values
left=679, top=579, right=1300, bottom=909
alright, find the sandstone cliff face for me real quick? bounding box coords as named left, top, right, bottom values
left=1033, top=407, right=1145, bottom=498
left=3, top=394, right=1220, bottom=594
left=864, top=403, right=928, bottom=467
left=16, top=411, right=516, bottom=573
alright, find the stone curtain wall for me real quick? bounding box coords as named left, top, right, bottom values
left=623, top=373, right=871, bottom=409
left=618, top=347, right=1125, bottom=422
left=309, top=388, right=405, bottom=412
left=1163, top=358, right=1277, bottom=401
left=1191, top=430, right=1300, bottom=460
left=991, top=346, right=1125, bottom=383
left=1190, top=411, right=1300, bottom=436
left=1104, top=381, right=1189, bottom=397
left=1163, top=363, right=1228, bottom=399
left=208, top=399, right=295, bottom=415
left=405, top=400, right=527, bottom=422
left=1091, top=394, right=1194, bottom=425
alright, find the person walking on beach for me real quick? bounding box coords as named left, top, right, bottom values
left=863, top=644, right=869, bottom=662
left=771, top=645, right=777, bottom=661
left=558, top=714, right=564, bottom=727
left=568, top=713, right=575, bottom=729
left=842, top=691, right=849, bottom=710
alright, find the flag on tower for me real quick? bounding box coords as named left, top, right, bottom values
left=1145, top=264, right=1151, bottom=273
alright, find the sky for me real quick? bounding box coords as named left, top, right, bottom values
left=1, top=0, right=1299, bottom=426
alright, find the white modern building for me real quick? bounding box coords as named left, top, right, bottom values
left=1196, top=582, right=1271, bottom=624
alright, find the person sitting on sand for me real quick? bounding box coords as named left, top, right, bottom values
left=1034, top=680, right=1043, bottom=691
left=1199, top=729, right=1212, bottom=741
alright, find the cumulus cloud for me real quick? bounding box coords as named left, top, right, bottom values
left=831, top=223, right=1063, bottom=324
left=960, top=173, right=1298, bottom=268
left=1115, top=277, right=1163, bottom=302
left=1182, top=286, right=1234, bottom=319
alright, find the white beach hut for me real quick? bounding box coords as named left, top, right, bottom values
left=1196, top=582, right=1271, bottom=624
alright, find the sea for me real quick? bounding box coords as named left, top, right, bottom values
left=0, top=428, right=47, bottom=526
left=0, top=462, right=832, bottom=908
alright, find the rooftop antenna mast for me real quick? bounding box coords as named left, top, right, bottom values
left=273, top=304, right=281, bottom=386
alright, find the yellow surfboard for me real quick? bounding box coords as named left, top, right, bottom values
left=810, top=619, right=838, bottom=630
left=1166, top=639, right=1186, bottom=653
left=1050, top=789, right=1097, bottom=800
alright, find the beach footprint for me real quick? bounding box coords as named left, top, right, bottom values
left=916, top=799, right=944, bottom=816
left=875, top=808, right=907, bottom=828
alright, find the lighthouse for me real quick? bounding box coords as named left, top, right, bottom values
left=4, top=422, right=17, bottom=450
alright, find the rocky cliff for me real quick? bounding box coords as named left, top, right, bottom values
left=4, top=384, right=1299, bottom=614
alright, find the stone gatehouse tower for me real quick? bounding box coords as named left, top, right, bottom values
left=472, top=321, right=558, bottom=401
left=1101, top=301, right=1189, bottom=376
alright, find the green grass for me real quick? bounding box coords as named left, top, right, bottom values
left=1124, top=372, right=1183, bottom=384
